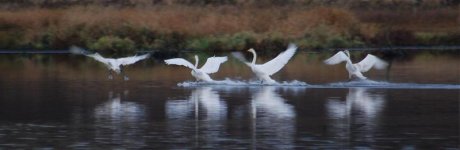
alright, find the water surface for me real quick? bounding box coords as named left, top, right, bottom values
left=0, top=50, right=458, bottom=149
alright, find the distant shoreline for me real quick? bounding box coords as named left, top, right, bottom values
left=1, top=46, right=459, bottom=54
left=0, top=4, right=458, bottom=53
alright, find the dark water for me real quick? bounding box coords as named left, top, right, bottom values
left=0, top=50, right=459, bottom=149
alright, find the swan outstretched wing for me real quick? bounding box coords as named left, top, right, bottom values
left=118, top=54, right=150, bottom=66
left=199, top=56, right=228, bottom=74
left=69, top=46, right=109, bottom=64
left=356, top=54, right=388, bottom=72
left=231, top=52, right=251, bottom=66
left=324, top=51, right=349, bottom=65
left=69, top=46, right=90, bottom=55
left=257, top=44, right=297, bottom=75
left=164, top=58, right=196, bottom=69
left=86, top=53, right=110, bottom=65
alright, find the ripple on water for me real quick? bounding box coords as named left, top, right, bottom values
left=176, top=79, right=460, bottom=89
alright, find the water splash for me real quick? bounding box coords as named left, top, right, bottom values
left=177, top=78, right=309, bottom=87
left=177, top=78, right=460, bottom=89
left=324, top=79, right=460, bottom=89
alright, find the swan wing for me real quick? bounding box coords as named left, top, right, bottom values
left=69, top=46, right=109, bottom=64
left=117, top=54, right=150, bottom=66
left=324, top=51, right=349, bottom=65
left=86, top=53, right=110, bottom=65
left=199, top=56, right=228, bottom=74
left=231, top=52, right=251, bottom=66
left=69, top=46, right=90, bottom=55
left=257, top=44, right=297, bottom=75
left=164, top=58, right=196, bottom=69
left=356, top=54, right=388, bottom=72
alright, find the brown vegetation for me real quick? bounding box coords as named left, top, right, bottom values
left=0, top=3, right=458, bottom=52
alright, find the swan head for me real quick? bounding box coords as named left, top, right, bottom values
left=247, top=48, right=256, bottom=53
left=343, top=50, right=350, bottom=58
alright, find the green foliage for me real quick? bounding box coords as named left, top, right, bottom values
left=89, top=36, right=135, bottom=52
left=0, top=30, right=24, bottom=49
left=0, top=6, right=457, bottom=53
left=415, top=32, right=460, bottom=46
left=33, top=30, right=55, bottom=49
left=186, top=32, right=256, bottom=51
left=296, top=25, right=365, bottom=49
left=222, top=32, right=256, bottom=50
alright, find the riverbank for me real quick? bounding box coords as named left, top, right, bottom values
left=0, top=4, right=458, bottom=53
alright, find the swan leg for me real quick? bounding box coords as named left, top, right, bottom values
left=261, top=75, right=277, bottom=85
left=355, top=72, right=367, bottom=80
left=108, top=70, right=113, bottom=80
left=122, top=71, right=129, bottom=81
left=119, top=66, right=129, bottom=81
left=349, top=73, right=367, bottom=81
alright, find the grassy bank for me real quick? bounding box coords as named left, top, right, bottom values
left=0, top=5, right=459, bottom=53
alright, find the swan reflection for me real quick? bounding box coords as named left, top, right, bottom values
left=250, top=86, right=295, bottom=149
left=252, top=86, right=295, bottom=118
left=326, top=88, right=385, bottom=146
left=166, top=87, right=227, bottom=120
left=165, top=86, right=227, bottom=147
left=94, top=91, right=145, bottom=122
left=93, top=90, right=146, bottom=148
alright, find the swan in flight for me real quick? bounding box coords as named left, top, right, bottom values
left=70, top=46, right=150, bottom=80
left=324, top=50, right=388, bottom=80
left=164, top=55, right=228, bottom=82
left=232, top=44, right=297, bottom=84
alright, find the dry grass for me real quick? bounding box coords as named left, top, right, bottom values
left=0, top=5, right=458, bottom=51
left=0, top=6, right=359, bottom=37
left=357, top=8, right=459, bottom=32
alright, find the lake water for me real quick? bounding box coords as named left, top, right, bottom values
left=0, top=50, right=459, bottom=149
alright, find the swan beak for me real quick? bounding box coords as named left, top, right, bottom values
left=247, top=48, right=254, bottom=52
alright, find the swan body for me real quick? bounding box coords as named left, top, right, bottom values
left=70, top=46, right=150, bottom=80
left=164, top=55, right=227, bottom=82
left=233, top=44, right=297, bottom=84
left=324, top=50, right=388, bottom=80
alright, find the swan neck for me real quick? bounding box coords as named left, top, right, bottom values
left=194, top=56, right=199, bottom=68
left=346, top=58, right=352, bottom=64
left=251, top=51, right=257, bottom=64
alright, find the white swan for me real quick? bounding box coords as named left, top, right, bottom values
left=232, top=44, right=297, bottom=84
left=164, top=55, right=227, bottom=82
left=324, top=50, right=388, bottom=80
left=70, top=46, right=150, bottom=80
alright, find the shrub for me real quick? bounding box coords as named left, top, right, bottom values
left=373, top=29, right=416, bottom=46
left=0, top=30, right=24, bottom=49
left=186, top=32, right=256, bottom=51
left=221, top=32, right=256, bottom=50
left=296, top=24, right=365, bottom=49
left=89, top=36, right=135, bottom=52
